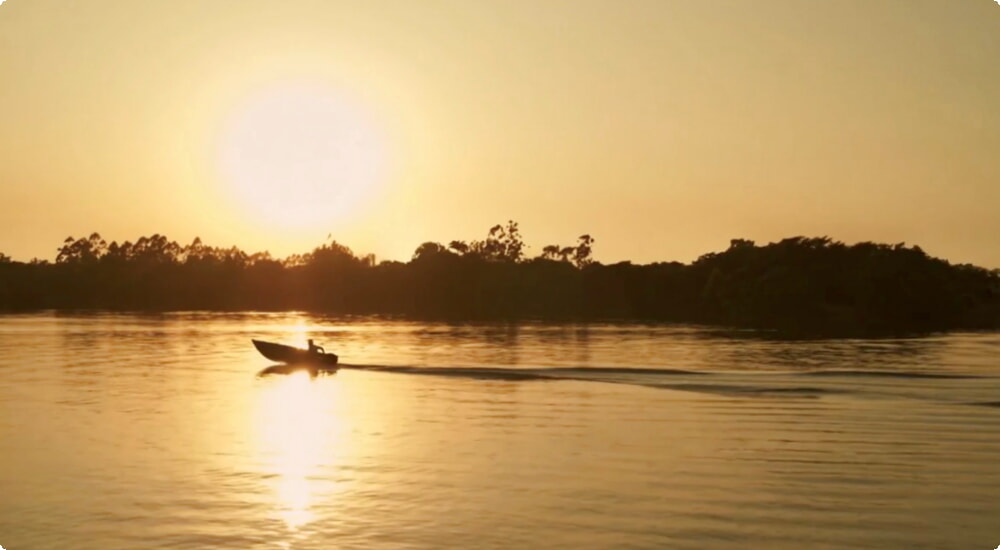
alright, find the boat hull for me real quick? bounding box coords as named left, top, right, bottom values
left=252, top=339, right=339, bottom=366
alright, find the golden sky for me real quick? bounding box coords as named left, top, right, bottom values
left=1, top=0, right=998, bottom=266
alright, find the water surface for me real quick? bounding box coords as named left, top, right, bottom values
left=1, top=313, right=998, bottom=549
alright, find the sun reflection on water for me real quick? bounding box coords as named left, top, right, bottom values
left=255, top=369, right=342, bottom=533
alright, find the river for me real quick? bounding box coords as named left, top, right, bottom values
left=1, top=312, right=998, bottom=549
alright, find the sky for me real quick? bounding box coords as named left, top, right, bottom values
left=1, top=0, right=998, bottom=266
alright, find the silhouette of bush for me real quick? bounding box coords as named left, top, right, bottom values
left=0, top=227, right=997, bottom=335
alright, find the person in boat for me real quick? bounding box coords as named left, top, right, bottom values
left=307, top=339, right=325, bottom=355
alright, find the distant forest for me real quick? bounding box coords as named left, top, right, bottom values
left=1, top=221, right=998, bottom=335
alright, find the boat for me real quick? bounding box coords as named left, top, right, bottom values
left=251, top=339, right=339, bottom=367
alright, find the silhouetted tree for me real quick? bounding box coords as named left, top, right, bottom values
left=0, top=226, right=997, bottom=334
left=413, top=242, right=450, bottom=262
left=468, top=220, right=525, bottom=262
left=572, top=234, right=595, bottom=267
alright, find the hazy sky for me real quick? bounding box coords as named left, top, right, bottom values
left=1, top=0, right=998, bottom=266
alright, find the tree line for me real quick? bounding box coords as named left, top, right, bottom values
left=1, top=221, right=998, bottom=335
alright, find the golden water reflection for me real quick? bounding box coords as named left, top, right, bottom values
left=254, top=370, right=344, bottom=533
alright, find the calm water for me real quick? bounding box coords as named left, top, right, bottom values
left=1, top=313, right=999, bottom=549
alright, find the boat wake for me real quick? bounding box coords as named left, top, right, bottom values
left=800, top=369, right=982, bottom=379
left=332, top=364, right=999, bottom=405
left=338, top=364, right=704, bottom=381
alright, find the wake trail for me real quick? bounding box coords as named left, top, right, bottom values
left=332, top=364, right=995, bottom=402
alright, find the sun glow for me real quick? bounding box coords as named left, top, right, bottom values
left=218, top=85, right=388, bottom=233
left=255, top=369, right=345, bottom=533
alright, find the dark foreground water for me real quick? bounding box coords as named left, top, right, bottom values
left=1, top=312, right=999, bottom=549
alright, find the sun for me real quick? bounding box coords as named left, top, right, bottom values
left=218, top=85, right=388, bottom=232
